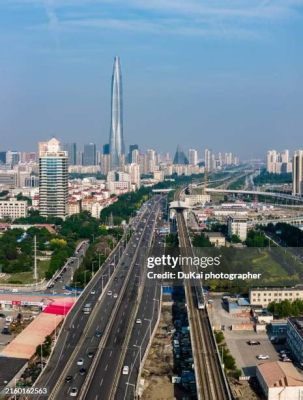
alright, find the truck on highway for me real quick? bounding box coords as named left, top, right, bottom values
left=82, top=303, right=92, bottom=314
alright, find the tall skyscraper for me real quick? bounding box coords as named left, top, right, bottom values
left=39, top=138, right=68, bottom=220
left=173, top=145, right=189, bottom=165
left=109, top=56, right=124, bottom=169
left=188, top=149, right=198, bottom=166
left=62, top=143, right=77, bottom=165
left=83, top=143, right=96, bottom=166
left=293, top=150, right=303, bottom=196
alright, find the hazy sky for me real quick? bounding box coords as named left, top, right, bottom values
left=0, top=0, right=302, bottom=158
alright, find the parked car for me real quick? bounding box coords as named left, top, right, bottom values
left=247, top=340, right=261, bottom=346
left=257, top=355, right=269, bottom=360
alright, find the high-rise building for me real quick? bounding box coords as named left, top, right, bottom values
left=173, top=145, right=189, bottom=165
left=131, top=149, right=140, bottom=164
left=0, top=152, right=6, bottom=164
left=293, top=150, right=303, bottom=196
left=106, top=170, right=130, bottom=194
left=188, top=149, right=198, bottom=166
left=100, top=154, right=111, bottom=175
left=6, top=151, right=20, bottom=166
left=267, top=149, right=292, bottom=174
left=39, top=138, right=68, bottom=220
left=109, top=56, right=124, bottom=169
left=76, top=151, right=83, bottom=165
left=21, top=152, right=37, bottom=164
left=147, top=149, right=157, bottom=173
left=103, top=143, right=110, bottom=155
left=83, top=143, right=96, bottom=166
left=125, top=163, right=141, bottom=189
left=128, top=144, right=139, bottom=163
left=62, top=143, right=77, bottom=165
left=204, top=149, right=212, bottom=171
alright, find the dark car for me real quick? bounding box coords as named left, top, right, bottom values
left=95, top=330, right=102, bottom=338
left=65, top=375, right=73, bottom=383
left=87, top=352, right=95, bottom=359
left=79, top=368, right=87, bottom=376
left=247, top=340, right=261, bottom=345
left=1, top=327, right=11, bottom=335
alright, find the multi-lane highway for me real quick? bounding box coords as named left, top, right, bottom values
left=34, top=195, right=163, bottom=400
left=105, top=213, right=165, bottom=400
left=79, top=199, right=164, bottom=400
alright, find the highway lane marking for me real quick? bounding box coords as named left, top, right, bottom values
left=91, top=336, right=94, bottom=343
left=99, top=378, right=104, bottom=387
left=105, top=364, right=108, bottom=371
left=114, top=336, right=117, bottom=343
left=109, top=350, right=112, bottom=357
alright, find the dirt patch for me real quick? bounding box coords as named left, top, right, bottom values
left=141, top=305, right=175, bottom=400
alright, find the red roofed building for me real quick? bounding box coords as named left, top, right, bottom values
left=256, top=361, right=303, bottom=399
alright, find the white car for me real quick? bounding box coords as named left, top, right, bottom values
left=91, top=290, right=96, bottom=295
left=257, top=355, right=269, bottom=360
left=122, top=366, right=129, bottom=375
left=107, top=291, right=112, bottom=296
left=77, top=358, right=84, bottom=366
left=113, top=293, right=118, bottom=299
left=136, top=318, right=142, bottom=324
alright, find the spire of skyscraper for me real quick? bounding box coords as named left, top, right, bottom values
left=109, top=56, right=124, bottom=169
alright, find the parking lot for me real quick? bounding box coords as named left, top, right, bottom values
left=208, top=294, right=279, bottom=376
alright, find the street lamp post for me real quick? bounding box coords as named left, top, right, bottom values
left=144, top=318, right=152, bottom=338
left=101, top=274, right=108, bottom=291
left=133, top=344, right=141, bottom=363
left=84, top=270, right=87, bottom=287
left=125, top=382, right=136, bottom=400
left=92, top=260, right=97, bottom=276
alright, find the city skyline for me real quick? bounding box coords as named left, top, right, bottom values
left=0, top=1, right=302, bottom=157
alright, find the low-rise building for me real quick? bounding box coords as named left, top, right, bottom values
left=0, top=198, right=27, bottom=220
left=227, top=215, right=247, bottom=241
left=287, top=317, right=303, bottom=366
left=256, top=361, right=303, bottom=400
left=249, top=286, right=303, bottom=308
left=184, top=194, right=210, bottom=207
left=204, top=232, right=226, bottom=247
left=255, top=310, right=274, bottom=324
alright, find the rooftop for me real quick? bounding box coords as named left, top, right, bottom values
left=205, top=232, right=225, bottom=238
left=288, top=317, right=303, bottom=339
left=257, top=361, right=303, bottom=388
left=250, top=286, right=303, bottom=292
